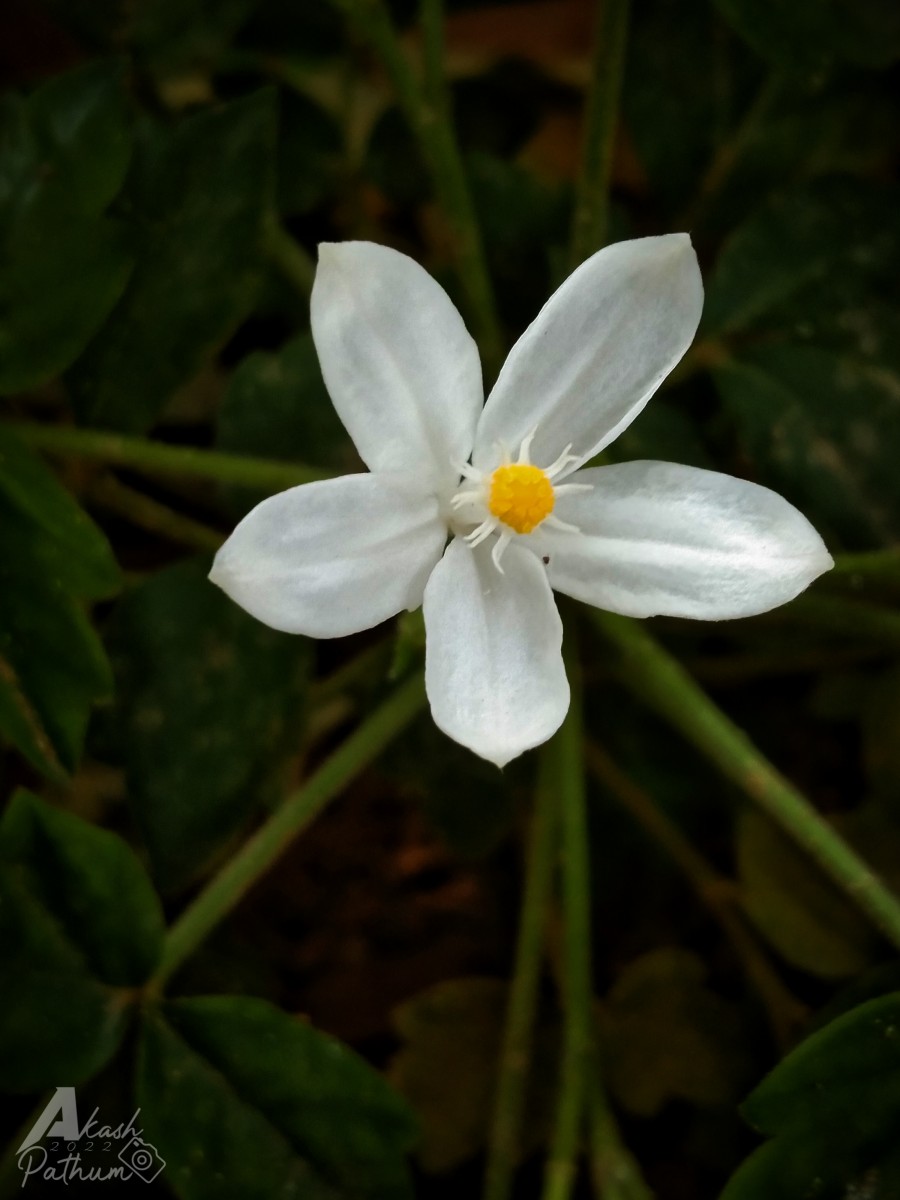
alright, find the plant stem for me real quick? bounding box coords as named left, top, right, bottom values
left=569, top=0, right=630, bottom=267
left=585, top=741, right=806, bottom=1049
left=89, top=475, right=224, bottom=553
left=8, top=421, right=330, bottom=491
left=148, top=674, right=425, bottom=992
left=334, top=0, right=504, bottom=374
left=543, top=656, right=593, bottom=1200
left=830, top=548, right=900, bottom=588
left=264, top=212, right=317, bottom=299
left=591, top=611, right=900, bottom=953
left=764, top=593, right=900, bottom=650
left=484, top=750, right=560, bottom=1200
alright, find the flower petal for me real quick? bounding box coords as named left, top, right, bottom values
left=210, top=474, right=446, bottom=637
left=472, top=234, right=703, bottom=474
left=423, top=537, right=569, bottom=766
left=531, top=461, right=833, bottom=620
left=311, top=241, right=483, bottom=496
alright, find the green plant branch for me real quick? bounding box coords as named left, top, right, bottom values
left=147, top=673, right=425, bottom=992
left=543, top=654, right=593, bottom=1200
left=763, top=592, right=900, bottom=650
left=332, top=0, right=504, bottom=373
left=829, top=548, right=900, bottom=588
left=590, top=610, right=900, bottom=953
left=264, top=212, right=317, bottom=299
left=7, top=421, right=330, bottom=491
left=484, top=750, right=560, bottom=1200
left=89, top=475, right=224, bottom=553
left=569, top=0, right=630, bottom=266
left=585, top=741, right=806, bottom=1049
left=686, top=644, right=885, bottom=687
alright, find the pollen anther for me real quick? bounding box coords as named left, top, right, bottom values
left=488, top=463, right=555, bottom=534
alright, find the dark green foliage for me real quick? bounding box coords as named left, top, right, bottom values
left=68, top=91, right=276, bottom=432
left=138, top=996, right=417, bottom=1199
left=0, top=429, right=119, bottom=778
left=711, top=0, right=900, bottom=68
left=720, top=994, right=900, bottom=1198
left=1, top=0, right=900, bottom=1195
left=216, top=331, right=353, bottom=512
left=0, top=790, right=163, bottom=1091
left=106, top=558, right=311, bottom=892
left=0, top=61, right=133, bottom=393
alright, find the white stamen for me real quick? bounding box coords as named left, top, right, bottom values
left=546, top=444, right=581, bottom=479
left=517, top=427, right=538, bottom=465
left=455, top=461, right=483, bottom=483
left=553, top=483, right=594, bottom=495
left=465, top=519, right=497, bottom=548
left=544, top=514, right=581, bottom=534
left=491, top=533, right=512, bottom=573
left=451, top=489, right=484, bottom=509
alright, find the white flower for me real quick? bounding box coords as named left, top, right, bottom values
left=210, top=236, right=833, bottom=766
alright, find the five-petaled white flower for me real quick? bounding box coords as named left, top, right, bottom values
left=211, top=236, right=833, bottom=766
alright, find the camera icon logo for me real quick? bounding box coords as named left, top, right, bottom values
left=118, top=1136, right=166, bottom=1183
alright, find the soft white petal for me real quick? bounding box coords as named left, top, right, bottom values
left=423, top=538, right=569, bottom=766
left=311, top=241, right=483, bottom=496
left=472, top=234, right=703, bottom=475
left=210, top=474, right=446, bottom=637
left=530, top=461, right=834, bottom=620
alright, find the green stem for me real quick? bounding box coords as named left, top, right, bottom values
left=569, top=0, right=630, bottom=267
left=830, top=548, right=900, bottom=588
left=585, top=741, right=806, bottom=1049
left=484, top=751, right=560, bottom=1200
left=334, top=0, right=504, bottom=374
left=264, top=213, right=317, bottom=299
left=764, top=593, right=900, bottom=649
left=7, top=421, right=330, bottom=491
left=543, top=656, right=593, bottom=1200
left=89, top=475, right=223, bottom=553
left=148, top=674, right=425, bottom=991
left=591, top=611, right=900, bottom=953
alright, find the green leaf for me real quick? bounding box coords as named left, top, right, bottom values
left=703, top=179, right=900, bottom=338
left=0, top=431, right=119, bottom=776
left=0, top=789, right=164, bottom=986
left=711, top=0, right=900, bottom=68
left=68, top=91, right=276, bottom=432
left=385, top=715, right=518, bottom=860
left=277, top=91, right=342, bottom=217
left=0, top=427, right=120, bottom=600
left=138, top=995, right=417, bottom=1199
left=600, top=948, right=749, bottom=1116
left=131, top=0, right=256, bottom=76
left=106, top=557, right=311, bottom=892
left=0, top=61, right=133, bottom=393
left=216, top=331, right=352, bottom=513
left=0, top=868, right=125, bottom=1093
left=737, top=808, right=877, bottom=979
left=389, top=978, right=556, bottom=1173
left=721, top=994, right=900, bottom=1199
left=706, top=180, right=900, bottom=550
left=624, top=0, right=756, bottom=216
left=713, top=344, right=900, bottom=550
left=0, top=789, right=163, bottom=1092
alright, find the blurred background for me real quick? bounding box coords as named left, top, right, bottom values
left=1, top=0, right=900, bottom=1197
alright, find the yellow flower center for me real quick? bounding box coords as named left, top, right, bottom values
left=488, top=463, right=555, bottom=534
